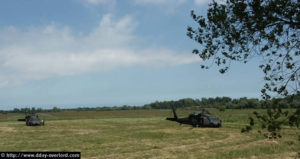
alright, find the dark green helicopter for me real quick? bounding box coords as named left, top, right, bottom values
left=18, top=113, right=45, bottom=126
left=166, top=106, right=222, bottom=127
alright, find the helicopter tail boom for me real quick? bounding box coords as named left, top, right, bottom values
left=171, top=106, right=178, bottom=120
left=166, top=106, right=178, bottom=121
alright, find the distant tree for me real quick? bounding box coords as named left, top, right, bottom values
left=31, top=107, right=36, bottom=113
left=143, top=104, right=151, bottom=110
left=21, top=108, right=30, bottom=113
left=52, top=106, right=60, bottom=112
left=180, top=98, right=195, bottom=107
left=247, top=99, right=260, bottom=109
left=187, top=0, right=300, bottom=138
left=194, top=99, right=201, bottom=106
left=13, top=108, right=20, bottom=113
left=37, top=107, right=43, bottom=113
left=221, top=97, right=232, bottom=103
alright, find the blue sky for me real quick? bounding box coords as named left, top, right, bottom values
left=0, top=0, right=264, bottom=110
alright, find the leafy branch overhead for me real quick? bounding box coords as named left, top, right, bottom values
left=187, top=0, right=300, bottom=98
left=241, top=98, right=300, bottom=139
left=187, top=0, right=300, bottom=139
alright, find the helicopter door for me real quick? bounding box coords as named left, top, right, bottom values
left=203, top=117, right=210, bottom=126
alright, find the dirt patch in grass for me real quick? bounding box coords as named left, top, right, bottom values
left=0, top=126, right=15, bottom=133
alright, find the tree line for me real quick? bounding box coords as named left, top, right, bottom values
left=2, top=94, right=299, bottom=113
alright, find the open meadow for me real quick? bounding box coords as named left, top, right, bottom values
left=0, top=109, right=299, bottom=159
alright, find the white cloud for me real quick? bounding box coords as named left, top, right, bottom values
left=0, top=14, right=200, bottom=87
left=132, top=0, right=187, bottom=14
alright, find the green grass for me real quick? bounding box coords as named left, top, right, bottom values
left=0, top=109, right=299, bottom=159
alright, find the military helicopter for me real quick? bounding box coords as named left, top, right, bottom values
left=18, top=113, right=45, bottom=126
left=166, top=106, right=222, bottom=127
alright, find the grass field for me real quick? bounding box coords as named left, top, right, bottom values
left=0, top=109, right=299, bottom=159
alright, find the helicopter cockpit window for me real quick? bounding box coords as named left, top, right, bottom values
left=209, top=117, right=219, bottom=122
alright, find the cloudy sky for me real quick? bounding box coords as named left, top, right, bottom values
left=0, top=0, right=263, bottom=110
